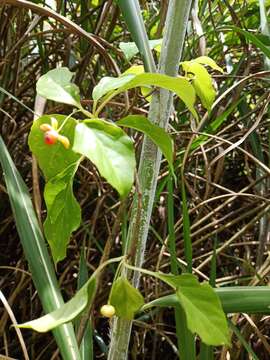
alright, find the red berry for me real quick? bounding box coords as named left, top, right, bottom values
left=44, top=130, right=58, bottom=145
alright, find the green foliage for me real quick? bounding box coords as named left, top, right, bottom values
left=29, top=114, right=81, bottom=263
left=36, top=68, right=81, bottom=108
left=180, top=56, right=223, bottom=111
left=73, top=119, right=136, bottom=198
left=44, top=163, right=81, bottom=263
left=149, top=272, right=230, bottom=346
left=175, top=275, right=230, bottom=346
left=18, top=277, right=96, bottom=332
left=119, top=39, right=162, bottom=61
left=93, top=72, right=197, bottom=118
left=109, top=277, right=144, bottom=320
left=117, top=115, right=174, bottom=166
left=181, top=61, right=216, bottom=111
left=223, top=26, right=270, bottom=58
left=192, top=56, right=224, bottom=73
left=122, top=65, right=152, bottom=101
left=92, top=75, right=135, bottom=102
left=28, top=114, right=80, bottom=180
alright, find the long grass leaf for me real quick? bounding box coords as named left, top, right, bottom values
left=76, top=246, right=93, bottom=360
left=167, top=174, right=196, bottom=359
left=117, top=0, right=156, bottom=72
left=181, top=179, right=193, bottom=273
left=229, top=321, right=259, bottom=360
left=0, top=136, right=81, bottom=360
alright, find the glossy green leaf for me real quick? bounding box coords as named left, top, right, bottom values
left=181, top=61, right=216, bottom=111
left=122, top=65, right=145, bottom=76
left=175, top=277, right=230, bottom=346
left=28, top=114, right=80, bottom=180
left=117, top=115, right=174, bottom=166
left=29, top=115, right=82, bottom=263
left=192, top=56, right=224, bottom=73
left=92, top=75, right=135, bottom=102
left=119, top=39, right=162, bottom=61
left=73, top=119, right=135, bottom=198
left=93, top=73, right=197, bottom=118
left=18, top=276, right=96, bottom=332
left=109, top=278, right=144, bottom=320
left=36, top=67, right=81, bottom=107
left=44, top=163, right=81, bottom=263
left=122, top=65, right=152, bottom=101
left=152, top=273, right=230, bottom=346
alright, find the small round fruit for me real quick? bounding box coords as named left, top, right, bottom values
left=44, top=129, right=58, bottom=145
left=100, top=304, right=115, bottom=318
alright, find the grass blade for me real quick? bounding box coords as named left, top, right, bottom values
left=181, top=179, right=193, bottom=273
left=167, top=174, right=196, bottom=359
left=117, top=0, right=156, bottom=72
left=76, top=246, right=93, bottom=360
left=229, top=321, right=259, bottom=360
left=0, top=136, right=81, bottom=360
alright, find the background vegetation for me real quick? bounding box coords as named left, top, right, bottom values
left=0, top=0, right=270, bottom=359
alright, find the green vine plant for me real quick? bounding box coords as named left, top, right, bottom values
left=21, top=59, right=230, bottom=348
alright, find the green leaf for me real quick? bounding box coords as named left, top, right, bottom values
left=117, top=115, right=174, bottom=166
left=163, top=274, right=229, bottom=346
left=28, top=114, right=80, bottom=180
left=44, top=163, right=81, bottom=263
left=28, top=115, right=82, bottom=263
left=17, top=256, right=121, bottom=333
left=18, top=276, right=96, bottom=332
left=176, top=281, right=229, bottom=346
left=192, top=56, right=224, bottom=73
left=92, top=75, right=135, bottom=102
left=222, top=26, right=270, bottom=59
left=122, top=65, right=152, bottom=101
left=119, top=39, right=162, bottom=61
left=181, top=61, right=216, bottom=111
left=93, top=73, right=197, bottom=118
left=109, top=278, right=144, bottom=320
left=148, top=273, right=230, bottom=346
left=73, top=119, right=135, bottom=198
left=36, top=68, right=81, bottom=107
left=122, top=65, right=145, bottom=76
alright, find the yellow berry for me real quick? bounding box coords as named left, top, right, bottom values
left=100, top=304, right=115, bottom=318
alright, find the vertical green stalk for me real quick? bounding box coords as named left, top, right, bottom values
left=259, top=0, right=270, bottom=70
left=108, top=1, right=193, bottom=359
left=168, top=175, right=196, bottom=359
